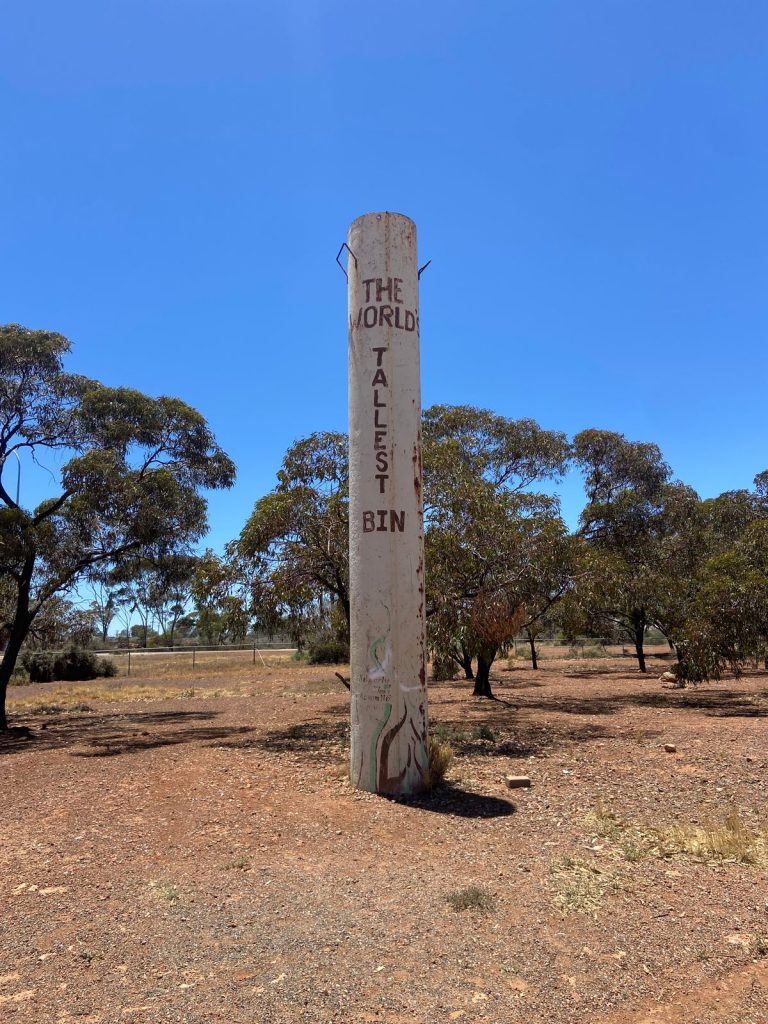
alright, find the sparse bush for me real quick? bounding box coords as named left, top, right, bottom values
left=24, top=651, right=56, bottom=683
left=426, top=736, right=453, bottom=789
left=431, top=653, right=457, bottom=681
left=223, top=856, right=250, bottom=871
left=10, top=666, right=30, bottom=686
left=583, top=643, right=608, bottom=658
left=446, top=885, right=494, bottom=912
left=306, top=633, right=350, bottom=665
left=158, top=883, right=179, bottom=904
left=23, top=647, right=116, bottom=683
left=472, top=724, right=496, bottom=742
left=549, top=856, right=618, bottom=913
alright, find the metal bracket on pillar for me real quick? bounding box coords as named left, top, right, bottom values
left=418, top=259, right=431, bottom=279
left=335, top=242, right=358, bottom=280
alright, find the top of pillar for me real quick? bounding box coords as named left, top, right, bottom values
left=349, top=211, right=415, bottom=231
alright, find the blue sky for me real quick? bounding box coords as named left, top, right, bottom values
left=2, top=0, right=767, bottom=547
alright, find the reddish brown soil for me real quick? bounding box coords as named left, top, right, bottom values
left=1, top=656, right=767, bottom=1023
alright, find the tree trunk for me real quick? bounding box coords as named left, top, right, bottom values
left=454, top=643, right=474, bottom=680
left=473, top=647, right=496, bottom=698
left=339, top=590, right=350, bottom=626
left=0, top=569, right=34, bottom=729
left=633, top=616, right=646, bottom=673
left=526, top=629, right=538, bottom=670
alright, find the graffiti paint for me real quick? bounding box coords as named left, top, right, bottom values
left=347, top=212, right=428, bottom=796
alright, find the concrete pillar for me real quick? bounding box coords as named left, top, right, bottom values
left=347, top=212, right=428, bottom=796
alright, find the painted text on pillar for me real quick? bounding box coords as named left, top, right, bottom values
left=347, top=212, right=428, bottom=795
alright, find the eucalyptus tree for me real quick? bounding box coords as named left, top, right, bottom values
left=0, top=324, right=234, bottom=728
left=191, top=547, right=252, bottom=644
left=572, top=429, right=701, bottom=672
left=113, top=552, right=199, bottom=646
left=238, top=431, right=350, bottom=640
left=423, top=405, right=571, bottom=697
left=669, top=477, right=768, bottom=681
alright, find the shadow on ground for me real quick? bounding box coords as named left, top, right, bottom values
left=0, top=708, right=254, bottom=757
left=235, top=720, right=350, bottom=760
left=398, top=785, right=516, bottom=819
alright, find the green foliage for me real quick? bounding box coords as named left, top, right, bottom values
left=238, top=432, right=349, bottom=647
left=23, top=647, right=116, bottom=683
left=571, top=429, right=701, bottom=671
left=430, top=652, right=458, bottom=681
left=673, top=518, right=768, bottom=683
left=23, top=652, right=56, bottom=683
left=306, top=633, right=350, bottom=665
left=424, top=404, right=571, bottom=697
left=0, top=324, right=235, bottom=727
left=9, top=666, right=29, bottom=686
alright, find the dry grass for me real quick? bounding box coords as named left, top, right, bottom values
left=108, top=649, right=295, bottom=679
left=549, top=856, right=622, bottom=913
left=585, top=801, right=625, bottom=841
left=445, top=885, right=495, bottom=912
left=584, top=803, right=768, bottom=867
left=426, top=736, right=454, bottom=789
left=8, top=683, right=248, bottom=709
left=658, top=814, right=768, bottom=865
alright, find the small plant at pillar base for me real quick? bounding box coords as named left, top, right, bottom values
left=425, top=736, right=454, bottom=790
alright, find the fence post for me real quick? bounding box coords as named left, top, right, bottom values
left=127, top=649, right=131, bottom=677
left=253, top=641, right=256, bottom=665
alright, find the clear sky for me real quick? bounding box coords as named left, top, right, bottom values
left=3, top=0, right=767, bottom=547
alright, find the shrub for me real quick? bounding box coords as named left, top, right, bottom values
left=583, top=643, right=608, bottom=658
left=100, top=658, right=118, bottom=678
left=10, top=665, right=30, bottom=686
left=306, top=634, right=350, bottom=665
left=446, top=886, right=494, bottom=912
left=23, top=647, right=117, bottom=683
left=431, top=653, right=457, bottom=681
left=24, top=651, right=56, bottom=683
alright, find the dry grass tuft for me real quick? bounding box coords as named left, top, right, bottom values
left=549, top=856, right=623, bottom=913
left=425, top=736, right=454, bottom=790
left=585, top=801, right=625, bottom=841
left=658, top=813, right=768, bottom=866
left=584, top=803, right=768, bottom=868
left=223, top=856, right=250, bottom=871
left=446, top=885, right=495, bottom=912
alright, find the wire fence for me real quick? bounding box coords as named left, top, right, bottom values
left=18, top=634, right=671, bottom=680
left=22, top=639, right=297, bottom=678
left=509, top=635, right=672, bottom=660
left=105, top=642, right=299, bottom=676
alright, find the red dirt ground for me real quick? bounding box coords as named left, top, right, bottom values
left=1, top=654, right=767, bottom=1023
